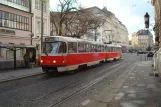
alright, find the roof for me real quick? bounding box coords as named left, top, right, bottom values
left=136, top=29, right=153, bottom=36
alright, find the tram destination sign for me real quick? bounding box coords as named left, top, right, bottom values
left=0, top=29, right=16, bottom=35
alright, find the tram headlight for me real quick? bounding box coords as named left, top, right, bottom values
left=53, top=60, right=56, bottom=63
left=40, top=60, right=43, bottom=63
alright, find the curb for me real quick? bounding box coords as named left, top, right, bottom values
left=0, top=72, right=45, bottom=83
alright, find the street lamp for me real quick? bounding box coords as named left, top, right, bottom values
left=144, top=12, right=150, bottom=28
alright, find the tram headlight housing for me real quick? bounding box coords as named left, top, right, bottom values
left=53, top=60, right=56, bottom=63
left=40, top=60, right=43, bottom=63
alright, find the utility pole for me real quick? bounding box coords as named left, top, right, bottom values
left=41, top=0, right=44, bottom=50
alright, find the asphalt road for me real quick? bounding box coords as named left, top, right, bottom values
left=0, top=53, right=141, bottom=107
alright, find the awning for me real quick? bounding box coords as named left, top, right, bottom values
left=0, top=43, right=35, bottom=49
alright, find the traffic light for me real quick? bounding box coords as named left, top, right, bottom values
left=144, top=12, right=150, bottom=28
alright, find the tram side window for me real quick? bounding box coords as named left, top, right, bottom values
left=85, top=43, right=90, bottom=52
left=78, top=43, right=84, bottom=53
left=68, top=42, right=77, bottom=53
left=90, top=44, right=95, bottom=52
left=95, top=45, right=98, bottom=52
left=101, top=45, right=104, bottom=52
left=111, top=47, right=113, bottom=52
left=58, top=42, right=67, bottom=53
left=97, top=45, right=101, bottom=52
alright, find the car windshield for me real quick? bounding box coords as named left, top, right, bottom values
left=42, top=41, right=67, bottom=54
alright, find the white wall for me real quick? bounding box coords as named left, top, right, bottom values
left=31, top=0, right=50, bottom=40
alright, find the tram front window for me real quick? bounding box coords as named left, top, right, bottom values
left=42, top=41, right=67, bottom=54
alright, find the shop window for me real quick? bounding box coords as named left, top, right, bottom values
left=68, top=42, right=77, bottom=53
left=6, top=50, right=14, bottom=59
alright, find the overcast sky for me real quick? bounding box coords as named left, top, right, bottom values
left=50, top=0, right=154, bottom=40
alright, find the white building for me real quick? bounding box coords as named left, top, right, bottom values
left=81, top=7, right=129, bottom=51
left=31, top=0, right=50, bottom=44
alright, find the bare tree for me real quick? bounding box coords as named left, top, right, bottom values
left=50, top=0, right=79, bottom=36
left=51, top=3, right=106, bottom=38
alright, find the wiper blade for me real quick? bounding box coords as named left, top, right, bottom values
left=44, top=51, right=48, bottom=56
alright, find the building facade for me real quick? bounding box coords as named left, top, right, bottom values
left=31, top=0, right=50, bottom=39
left=151, top=0, right=161, bottom=50
left=131, top=30, right=154, bottom=51
left=0, top=0, right=50, bottom=70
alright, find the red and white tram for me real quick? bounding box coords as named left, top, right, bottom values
left=40, top=36, right=122, bottom=73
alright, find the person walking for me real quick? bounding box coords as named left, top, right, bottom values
left=23, top=53, right=30, bottom=68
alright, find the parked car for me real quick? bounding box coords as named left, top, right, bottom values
left=138, top=51, right=147, bottom=54
left=147, top=52, right=154, bottom=57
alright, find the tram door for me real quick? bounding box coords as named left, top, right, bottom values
left=26, top=47, right=36, bottom=64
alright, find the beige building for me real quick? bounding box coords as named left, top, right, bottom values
left=131, top=30, right=154, bottom=51
left=151, top=0, right=161, bottom=50
left=0, top=0, right=50, bottom=70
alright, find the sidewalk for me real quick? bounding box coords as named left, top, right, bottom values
left=0, top=67, right=44, bottom=83
left=85, top=61, right=161, bottom=107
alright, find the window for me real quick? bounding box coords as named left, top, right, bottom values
left=0, top=10, right=29, bottom=31
left=97, top=45, right=101, bottom=52
left=6, top=50, right=14, bottom=59
left=35, top=0, right=47, bottom=12
left=101, top=45, right=104, bottom=52
left=95, top=45, right=98, bottom=52
left=78, top=43, right=85, bottom=53
left=68, top=42, right=77, bottom=53
left=20, top=48, right=25, bottom=56
left=0, top=0, right=30, bottom=11
left=37, top=21, right=41, bottom=33
left=85, top=43, right=90, bottom=52
left=90, top=44, right=95, bottom=52
left=58, top=42, right=67, bottom=53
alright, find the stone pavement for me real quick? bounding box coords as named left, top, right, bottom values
left=0, top=67, right=43, bottom=83
left=85, top=61, right=161, bottom=107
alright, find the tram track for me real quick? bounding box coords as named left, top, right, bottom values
left=38, top=60, right=133, bottom=107
left=50, top=60, right=133, bottom=107
left=32, top=60, right=126, bottom=102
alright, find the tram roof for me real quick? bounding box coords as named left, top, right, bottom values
left=48, top=36, right=121, bottom=47
left=48, top=36, right=104, bottom=45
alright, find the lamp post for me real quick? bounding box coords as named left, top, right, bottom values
left=144, top=12, right=150, bottom=29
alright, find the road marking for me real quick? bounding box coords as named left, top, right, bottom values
left=81, top=99, right=91, bottom=106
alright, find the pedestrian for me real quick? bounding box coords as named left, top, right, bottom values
left=23, top=53, right=30, bottom=68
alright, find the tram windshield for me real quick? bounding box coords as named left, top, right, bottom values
left=42, top=41, right=67, bottom=55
